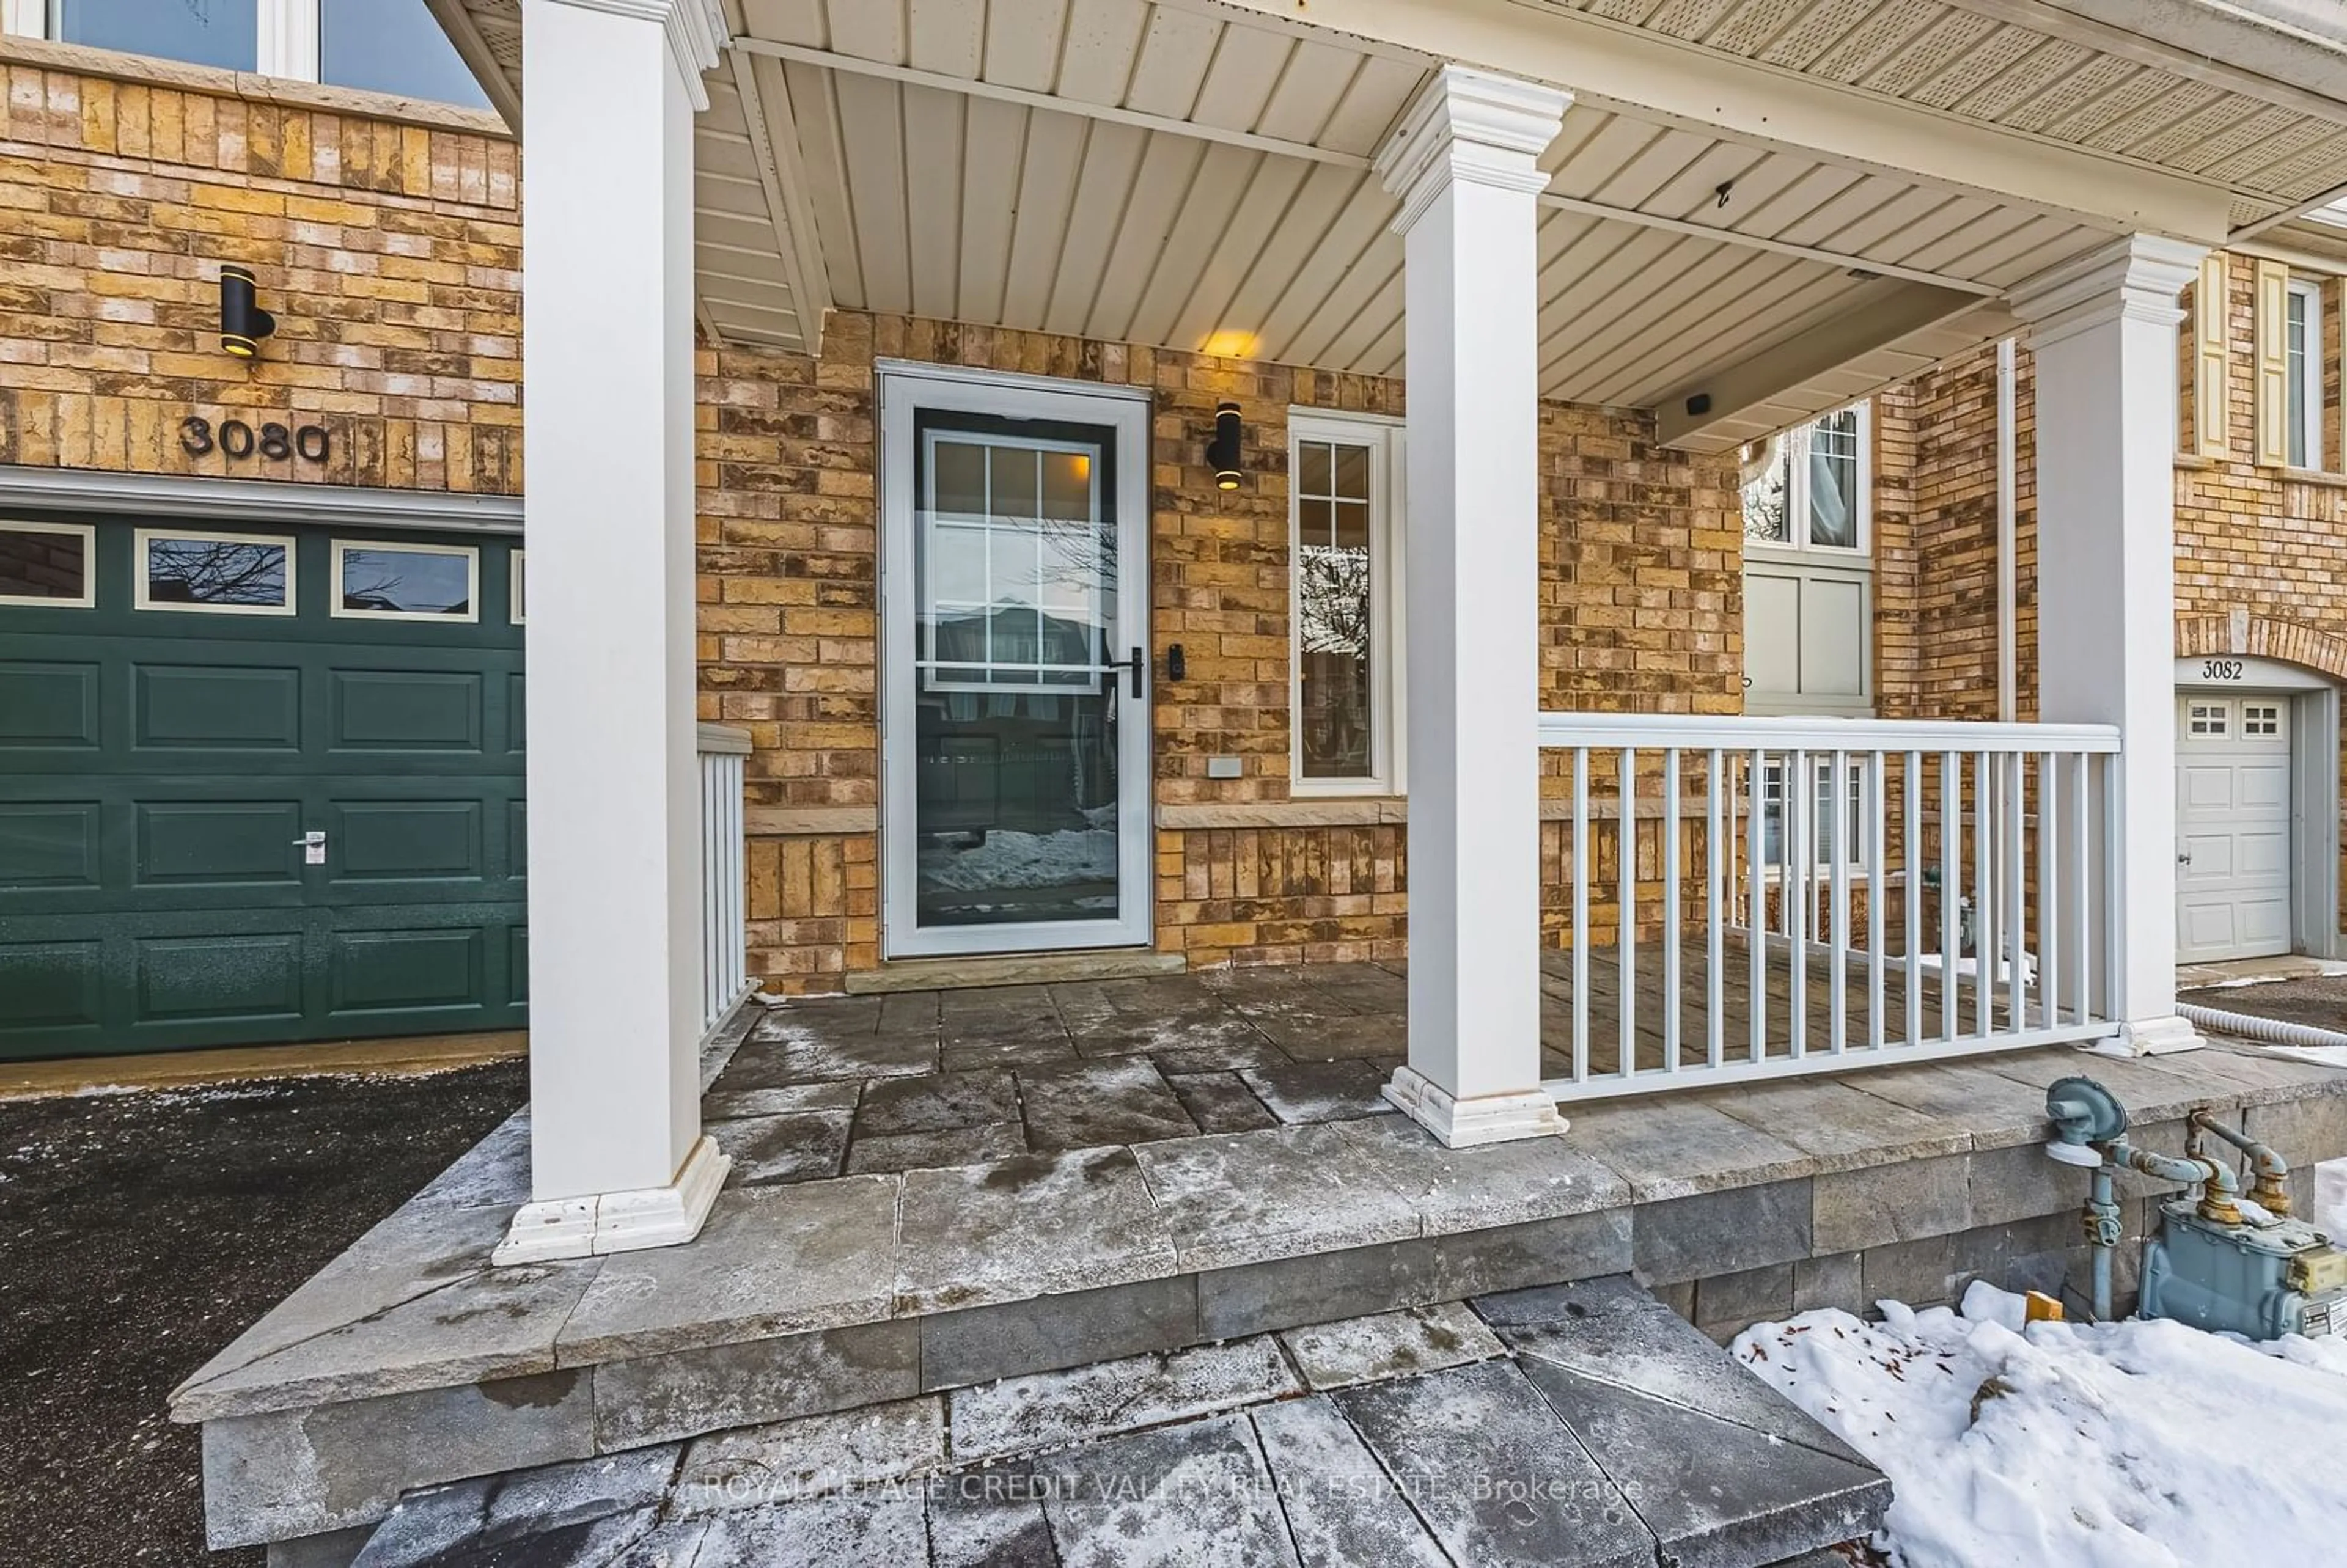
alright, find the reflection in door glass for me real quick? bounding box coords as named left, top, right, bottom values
left=915, top=419, right=1120, bottom=929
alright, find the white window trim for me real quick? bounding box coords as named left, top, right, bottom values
left=133, top=526, right=297, bottom=616
left=329, top=538, right=479, bottom=623
left=2286, top=277, right=2323, bottom=472
left=0, top=518, right=97, bottom=608
left=1743, top=402, right=1873, bottom=565
left=510, top=548, right=526, bottom=626
left=1287, top=408, right=1406, bottom=799
left=28, top=1, right=403, bottom=93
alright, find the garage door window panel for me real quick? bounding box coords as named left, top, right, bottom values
left=0, top=521, right=95, bottom=608
left=333, top=541, right=479, bottom=622
left=135, top=529, right=295, bottom=615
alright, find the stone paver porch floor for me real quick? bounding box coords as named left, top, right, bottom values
left=177, top=963, right=2347, bottom=1419
left=704, top=948, right=1985, bottom=1187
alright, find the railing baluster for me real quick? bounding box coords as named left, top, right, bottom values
left=1829, top=747, right=1849, bottom=1057
left=1707, top=746, right=1724, bottom=1071
left=1903, top=750, right=1922, bottom=1047
left=2005, top=751, right=2026, bottom=1033
left=2071, top=751, right=2092, bottom=1027
left=1972, top=750, right=1993, bottom=1039
left=1868, top=750, right=1885, bottom=1050
left=1788, top=747, right=1808, bottom=1060
left=1573, top=746, right=1589, bottom=1085
left=1618, top=745, right=1637, bottom=1081
left=1940, top=750, right=1959, bottom=1042
left=1664, top=748, right=1681, bottom=1075
left=1748, top=747, right=1766, bottom=1065
left=2038, top=751, right=2058, bottom=1032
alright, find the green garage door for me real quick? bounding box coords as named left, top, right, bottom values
left=0, top=515, right=527, bottom=1060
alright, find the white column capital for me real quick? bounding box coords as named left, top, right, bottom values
left=536, top=0, right=729, bottom=109
left=2006, top=233, right=2206, bottom=351
left=1375, top=66, right=1571, bottom=233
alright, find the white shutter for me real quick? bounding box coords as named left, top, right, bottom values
left=2194, top=254, right=2230, bottom=460
left=2253, top=259, right=2291, bottom=467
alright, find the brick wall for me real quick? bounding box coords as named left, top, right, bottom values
left=0, top=41, right=521, bottom=492
left=696, top=311, right=1743, bottom=992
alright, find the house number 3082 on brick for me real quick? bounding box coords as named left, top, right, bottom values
left=179, top=416, right=331, bottom=464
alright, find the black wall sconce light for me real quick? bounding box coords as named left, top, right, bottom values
left=1207, top=401, right=1243, bottom=490
left=219, top=265, right=276, bottom=359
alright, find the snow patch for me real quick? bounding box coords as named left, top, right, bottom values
left=1733, top=1284, right=2347, bottom=1568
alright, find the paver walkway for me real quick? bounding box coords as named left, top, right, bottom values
left=348, top=1277, right=1888, bottom=1568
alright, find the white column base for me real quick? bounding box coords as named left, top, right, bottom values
left=491, top=1134, right=729, bottom=1266
left=2090, top=1014, right=2203, bottom=1058
left=1383, top=1065, right=1568, bottom=1148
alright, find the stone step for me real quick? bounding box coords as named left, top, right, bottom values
left=341, top=1278, right=1889, bottom=1568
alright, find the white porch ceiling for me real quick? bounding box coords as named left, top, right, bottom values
left=432, top=0, right=2347, bottom=452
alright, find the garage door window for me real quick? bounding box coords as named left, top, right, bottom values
left=0, top=521, right=95, bottom=607
left=2244, top=702, right=2283, bottom=737
left=2187, top=701, right=2228, bottom=738
left=134, top=529, right=294, bottom=615
left=333, top=541, right=479, bottom=621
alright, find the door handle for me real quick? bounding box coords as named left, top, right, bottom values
left=1110, top=645, right=1147, bottom=699
left=293, top=830, right=326, bottom=865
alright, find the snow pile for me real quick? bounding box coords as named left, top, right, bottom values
left=1733, top=1282, right=2347, bottom=1568
left=920, top=828, right=1115, bottom=892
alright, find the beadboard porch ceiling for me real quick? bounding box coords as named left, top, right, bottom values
left=430, top=0, right=2347, bottom=451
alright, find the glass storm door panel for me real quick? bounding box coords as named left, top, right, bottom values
left=881, top=376, right=1153, bottom=958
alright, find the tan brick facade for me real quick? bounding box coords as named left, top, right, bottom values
left=695, top=312, right=1743, bottom=992
left=0, top=41, right=521, bottom=493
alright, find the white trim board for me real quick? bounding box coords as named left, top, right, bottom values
left=0, top=469, right=523, bottom=533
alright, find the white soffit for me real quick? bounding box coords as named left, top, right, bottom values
left=431, top=0, right=2347, bottom=441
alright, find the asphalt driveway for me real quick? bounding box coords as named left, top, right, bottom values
left=0, top=1062, right=526, bottom=1567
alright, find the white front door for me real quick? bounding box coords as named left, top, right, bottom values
left=878, top=367, right=1153, bottom=959
left=2176, top=694, right=2293, bottom=962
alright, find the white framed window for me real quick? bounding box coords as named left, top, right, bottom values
left=1288, top=410, right=1405, bottom=796
left=1759, top=757, right=1868, bottom=873
left=0, top=519, right=96, bottom=608
left=1743, top=403, right=1873, bottom=717
left=134, top=527, right=296, bottom=615
left=2243, top=702, right=2283, bottom=737
left=21, top=1, right=488, bottom=108
left=2187, top=700, right=2230, bottom=738
left=2285, top=278, right=2322, bottom=471
left=331, top=540, right=477, bottom=621
left=509, top=549, right=526, bottom=625
left=1742, top=404, right=1870, bottom=555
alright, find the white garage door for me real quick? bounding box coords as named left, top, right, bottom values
left=2176, top=694, right=2293, bottom=962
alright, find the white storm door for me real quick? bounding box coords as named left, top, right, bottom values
left=879, top=368, right=1153, bottom=959
left=2176, top=695, right=2293, bottom=962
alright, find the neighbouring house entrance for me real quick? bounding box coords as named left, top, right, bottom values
left=877, top=367, right=1153, bottom=959
left=0, top=513, right=526, bottom=1060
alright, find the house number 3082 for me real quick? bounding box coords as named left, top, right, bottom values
left=2201, top=659, right=2245, bottom=681
left=180, top=416, right=331, bottom=464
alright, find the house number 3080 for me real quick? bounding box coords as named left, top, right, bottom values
left=180, top=416, right=331, bottom=464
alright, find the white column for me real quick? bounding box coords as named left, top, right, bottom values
left=496, top=0, right=731, bottom=1264
left=2010, top=233, right=2206, bottom=1056
left=1374, top=68, right=1571, bottom=1146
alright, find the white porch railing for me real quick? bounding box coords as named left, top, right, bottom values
left=697, top=723, right=754, bottom=1035
left=1537, top=713, right=2123, bottom=1101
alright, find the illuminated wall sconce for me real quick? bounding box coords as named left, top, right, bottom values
left=219, top=265, right=276, bottom=359
left=1207, top=401, right=1243, bottom=490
